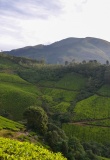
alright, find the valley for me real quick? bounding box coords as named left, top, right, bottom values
left=0, top=53, right=110, bottom=160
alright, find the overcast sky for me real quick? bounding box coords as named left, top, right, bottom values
left=0, top=0, right=110, bottom=51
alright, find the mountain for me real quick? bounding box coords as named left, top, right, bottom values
left=5, top=37, right=110, bottom=64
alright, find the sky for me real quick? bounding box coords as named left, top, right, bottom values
left=0, top=0, right=110, bottom=51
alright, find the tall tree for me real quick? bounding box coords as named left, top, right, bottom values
left=23, top=106, right=48, bottom=134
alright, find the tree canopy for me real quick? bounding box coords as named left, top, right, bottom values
left=23, top=106, right=48, bottom=134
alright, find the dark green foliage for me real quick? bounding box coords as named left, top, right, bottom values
left=23, top=106, right=48, bottom=134
left=46, top=123, right=68, bottom=155
left=86, top=150, right=99, bottom=160
left=83, top=142, right=110, bottom=159
left=104, top=66, right=110, bottom=84
left=52, top=112, right=73, bottom=125
left=67, top=137, right=87, bottom=160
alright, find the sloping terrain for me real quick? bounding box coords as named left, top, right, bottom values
left=0, top=53, right=110, bottom=159
left=0, top=137, right=66, bottom=160
left=0, top=116, right=24, bottom=131
left=0, top=73, right=41, bottom=120
left=5, top=37, right=110, bottom=64
left=63, top=87, right=110, bottom=145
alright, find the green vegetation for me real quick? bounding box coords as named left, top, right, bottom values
left=39, top=72, right=87, bottom=90
left=55, top=73, right=87, bottom=90
left=53, top=102, right=70, bottom=113
left=63, top=123, right=110, bottom=144
left=0, top=73, right=28, bottom=83
left=0, top=83, right=39, bottom=120
left=0, top=53, right=110, bottom=160
left=0, top=137, right=67, bottom=160
left=41, top=88, right=77, bottom=114
left=74, top=95, right=110, bottom=121
left=98, top=85, right=110, bottom=96
left=98, top=157, right=110, bottom=160
left=0, top=73, right=41, bottom=120
left=0, top=116, right=24, bottom=131
left=0, top=55, right=20, bottom=70
left=41, top=88, right=78, bottom=102
left=24, top=106, right=48, bottom=134
left=87, top=119, right=110, bottom=127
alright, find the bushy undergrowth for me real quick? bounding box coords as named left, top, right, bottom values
left=0, top=137, right=67, bottom=160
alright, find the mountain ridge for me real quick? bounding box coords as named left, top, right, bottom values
left=5, top=37, right=110, bottom=64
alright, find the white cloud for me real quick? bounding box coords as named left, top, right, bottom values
left=0, top=0, right=110, bottom=50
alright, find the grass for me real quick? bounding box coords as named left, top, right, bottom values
left=0, top=116, right=24, bottom=131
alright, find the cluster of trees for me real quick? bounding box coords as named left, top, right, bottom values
left=18, top=59, right=110, bottom=87
left=65, top=59, right=110, bottom=66
left=0, top=52, right=45, bottom=68
left=21, top=62, right=110, bottom=159
left=23, top=106, right=110, bottom=160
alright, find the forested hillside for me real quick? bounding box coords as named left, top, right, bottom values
left=0, top=53, right=110, bottom=160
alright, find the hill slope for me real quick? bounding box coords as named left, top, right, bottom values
left=0, top=53, right=110, bottom=159
left=0, top=73, right=41, bottom=120
left=5, top=37, right=110, bottom=64
left=0, top=137, right=66, bottom=160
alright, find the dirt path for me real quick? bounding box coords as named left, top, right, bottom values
left=69, top=118, right=110, bottom=128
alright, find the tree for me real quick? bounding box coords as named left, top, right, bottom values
left=68, top=137, right=87, bottom=160
left=106, top=60, right=109, bottom=66
left=46, top=123, right=68, bottom=154
left=23, top=106, right=48, bottom=134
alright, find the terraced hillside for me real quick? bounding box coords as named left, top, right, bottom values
left=0, top=53, right=110, bottom=159
left=34, top=67, right=110, bottom=145
left=63, top=90, right=110, bottom=144
left=0, top=116, right=24, bottom=131
left=1, top=56, right=110, bottom=144
left=0, top=73, right=41, bottom=120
